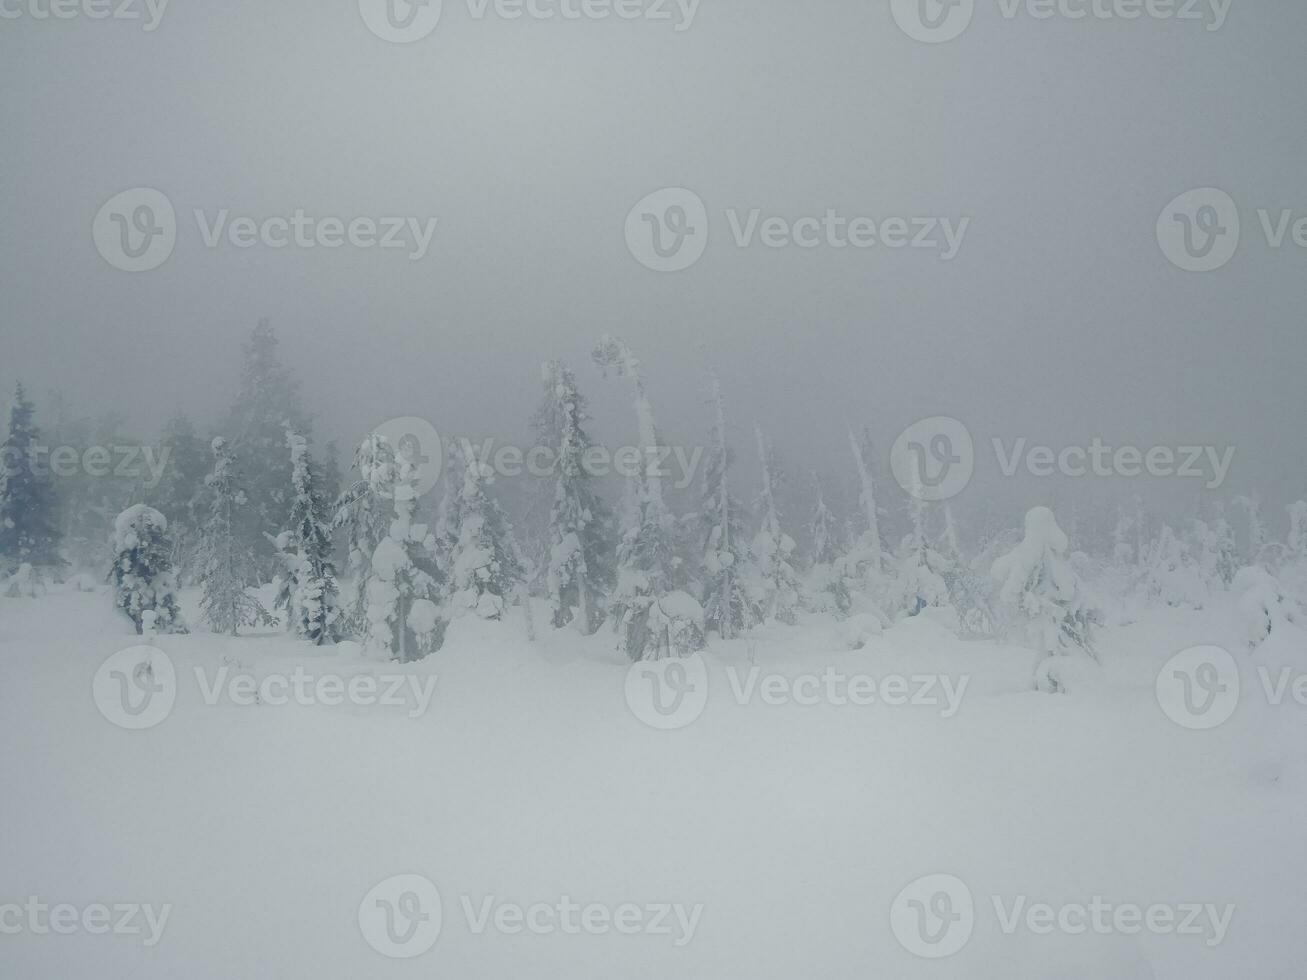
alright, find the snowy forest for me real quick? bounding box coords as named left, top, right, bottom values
left=5, top=319, right=1301, bottom=688
left=5, top=3, right=1306, bottom=978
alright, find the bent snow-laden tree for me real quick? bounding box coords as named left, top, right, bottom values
left=593, top=335, right=704, bottom=660
left=108, top=504, right=186, bottom=635
left=535, top=360, right=615, bottom=633
left=272, top=429, right=341, bottom=645
left=197, top=438, right=275, bottom=635
left=991, top=506, right=1099, bottom=693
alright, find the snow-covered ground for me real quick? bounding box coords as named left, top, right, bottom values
left=2, top=585, right=1305, bottom=979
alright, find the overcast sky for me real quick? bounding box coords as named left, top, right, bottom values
left=2, top=0, right=1303, bottom=529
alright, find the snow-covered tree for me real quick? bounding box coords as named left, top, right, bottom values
left=1111, top=505, right=1136, bottom=568
left=887, top=486, right=952, bottom=620
left=1235, top=494, right=1267, bottom=564
left=843, top=424, right=883, bottom=581
left=991, top=506, right=1099, bottom=693
left=146, top=412, right=209, bottom=581
left=593, top=335, right=704, bottom=660
left=222, top=319, right=311, bottom=575
left=1286, top=501, right=1307, bottom=563
left=698, top=376, right=758, bottom=639
left=1140, top=524, right=1206, bottom=608
left=446, top=448, right=526, bottom=621
left=272, top=429, right=341, bottom=644
left=805, top=475, right=853, bottom=617
left=1233, top=565, right=1302, bottom=651
left=108, top=504, right=186, bottom=635
left=333, top=439, right=393, bottom=638
left=196, top=438, right=274, bottom=635
left=534, top=360, right=615, bottom=633
left=750, top=428, right=800, bottom=625
left=0, top=384, right=63, bottom=577
left=360, top=434, right=446, bottom=661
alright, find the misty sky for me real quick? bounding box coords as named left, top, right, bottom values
left=2, top=0, right=1304, bottom=528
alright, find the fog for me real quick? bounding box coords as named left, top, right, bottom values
left=2, top=0, right=1304, bottom=530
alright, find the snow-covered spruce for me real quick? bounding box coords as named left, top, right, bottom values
left=271, top=429, right=341, bottom=645
left=698, top=375, right=759, bottom=639
left=750, top=428, right=800, bottom=625
left=0, top=384, right=63, bottom=579
left=593, top=334, right=704, bottom=660
left=332, top=439, right=393, bottom=638
left=991, top=506, right=1099, bottom=693
left=534, top=360, right=615, bottom=633
left=885, top=473, right=953, bottom=622
left=359, top=434, right=446, bottom=662
left=196, top=438, right=275, bottom=635
left=803, top=475, right=853, bottom=617
left=1139, top=524, right=1207, bottom=609
left=108, top=504, right=186, bottom=635
left=446, top=448, right=526, bottom=622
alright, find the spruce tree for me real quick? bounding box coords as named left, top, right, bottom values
left=698, top=375, right=758, bottom=639
left=197, top=438, right=274, bottom=635
left=147, top=412, right=209, bottom=580
left=751, top=428, right=800, bottom=624
left=359, top=434, right=446, bottom=662
left=447, top=449, right=526, bottom=621
left=273, top=429, right=341, bottom=644
left=535, top=360, right=615, bottom=633
left=223, top=319, right=310, bottom=576
left=0, top=384, right=63, bottom=576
